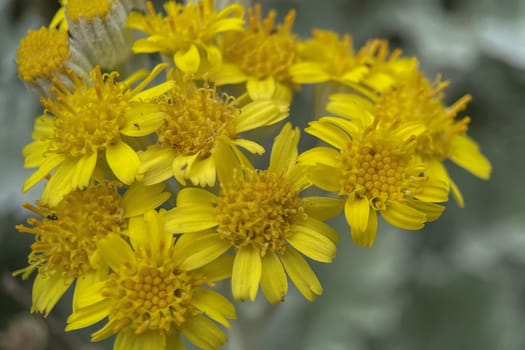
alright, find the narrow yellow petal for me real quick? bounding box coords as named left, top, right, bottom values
left=408, top=201, right=445, bottom=222
left=106, top=140, right=140, bottom=185
left=66, top=298, right=111, bottom=331
left=192, top=288, right=236, bottom=327
left=73, top=271, right=107, bottom=310
left=269, top=122, right=299, bottom=173
left=414, top=178, right=449, bottom=203
left=306, top=164, right=342, bottom=192
left=177, top=187, right=217, bottom=207
left=246, top=77, right=276, bottom=101
left=233, top=138, right=265, bottom=155
left=260, top=252, right=288, bottom=304
left=298, top=146, right=340, bottom=167
left=174, top=44, right=200, bottom=73
left=172, top=153, right=199, bottom=186
left=174, top=232, right=231, bottom=271
left=231, top=246, right=261, bottom=301
left=290, top=62, right=331, bottom=83
left=121, top=111, right=165, bottom=137
left=449, top=134, right=492, bottom=180
left=235, top=100, right=289, bottom=133
left=305, top=120, right=350, bottom=150
left=327, top=93, right=374, bottom=120
left=98, top=234, right=136, bottom=271
left=212, top=136, right=241, bottom=187
left=164, top=205, right=218, bottom=233
left=208, top=62, right=247, bottom=85
left=187, top=156, right=217, bottom=187
left=381, top=201, right=426, bottom=230
left=287, top=225, right=337, bottom=263
left=70, top=152, right=97, bottom=190
left=349, top=209, right=377, bottom=248
left=22, top=153, right=65, bottom=193
left=450, top=177, right=465, bottom=208
left=121, top=182, right=170, bottom=218
left=303, top=196, right=344, bottom=220
left=41, top=158, right=77, bottom=206
left=195, top=255, right=234, bottom=282
left=280, top=247, right=322, bottom=301
left=23, top=141, right=49, bottom=168
left=182, top=315, right=227, bottom=350
left=138, top=145, right=176, bottom=185
left=32, top=273, right=72, bottom=316
left=344, top=197, right=370, bottom=233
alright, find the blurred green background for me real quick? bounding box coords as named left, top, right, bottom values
left=1, top=0, right=524, bottom=349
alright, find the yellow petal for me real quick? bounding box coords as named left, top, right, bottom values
left=408, top=201, right=445, bottom=222
left=192, top=289, right=236, bottom=328
left=182, top=315, right=227, bottom=350
left=174, top=44, right=200, bottom=73
left=414, top=178, right=449, bottom=203
left=269, top=123, right=299, bottom=173
left=280, top=247, right=322, bottom=301
left=260, top=252, right=288, bottom=304
left=246, top=77, right=276, bottom=101
left=208, top=62, right=247, bottom=85
left=231, top=246, right=261, bottom=301
left=298, top=146, right=340, bottom=167
left=41, top=158, right=77, bottom=206
left=106, top=140, right=140, bottom=185
left=290, top=62, right=331, bottom=83
left=450, top=177, right=465, bottom=208
left=303, top=196, right=344, bottom=220
left=233, top=138, right=265, bottom=155
left=22, top=153, right=65, bottom=193
left=287, top=224, right=336, bottom=263
left=344, top=197, right=370, bottom=233
left=121, top=182, right=170, bottom=218
left=70, top=152, right=97, bottom=190
left=32, top=273, right=72, bottom=316
left=305, top=120, right=350, bottom=150
left=349, top=208, right=378, bottom=248
left=235, top=100, right=289, bottom=133
left=306, top=164, right=342, bottom=192
left=381, top=201, right=426, bottom=230
left=177, top=187, right=217, bottom=207
left=66, top=298, right=111, bottom=331
left=172, top=153, right=199, bottom=186
left=138, top=145, right=176, bottom=185
left=174, top=232, right=231, bottom=271
left=98, top=234, right=136, bottom=271
left=164, top=205, right=218, bottom=233
left=449, top=134, right=492, bottom=180
left=195, top=255, right=234, bottom=282
left=188, top=156, right=217, bottom=187
left=121, top=111, right=165, bottom=137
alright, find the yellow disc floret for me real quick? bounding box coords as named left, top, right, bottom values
left=43, top=68, right=127, bottom=158
left=16, top=182, right=122, bottom=279
left=216, top=169, right=305, bottom=256
left=102, top=263, right=205, bottom=334
left=223, top=5, right=297, bottom=81
left=16, top=27, right=70, bottom=83
left=158, top=87, right=238, bottom=157
left=66, top=0, right=112, bottom=22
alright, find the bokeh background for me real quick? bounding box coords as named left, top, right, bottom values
left=1, top=0, right=524, bottom=349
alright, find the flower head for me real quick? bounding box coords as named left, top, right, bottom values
left=327, top=71, right=492, bottom=206
left=66, top=210, right=235, bottom=350
left=128, top=0, right=245, bottom=73
left=299, top=116, right=449, bottom=247
left=210, top=4, right=298, bottom=101
left=14, top=180, right=170, bottom=316
left=16, top=26, right=91, bottom=96
left=164, top=123, right=342, bottom=303
left=22, top=64, right=173, bottom=206
left=138, top=83, right=289, bottom=187
left=290, top=30, right=417, bottom=92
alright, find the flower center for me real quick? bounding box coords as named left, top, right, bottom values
left=66, top=0, right=112, bottom=22
left=16, top=27, right=70, bottom=84
left=157, top=87, right=238, bottom=157
left=216, top=169, right=304, bottom=255
left=223, top=5, right=297, bottom=81
left=102, top=260, right=204, bottom=334
left=44, top=68, right=127, bottom=158
left=18, top=182, right=122, bottom=279
left=341, top=141, right=410, bottom=210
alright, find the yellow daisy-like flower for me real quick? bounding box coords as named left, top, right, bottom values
left=209, top=4, right=298, bottom=101
left=127, top=0, right=244, bottom=74
left=164, top=123, right=342, bottom=303
left=327, top=71, right=492, bottom=206
left=290, top=30, right=417, bottom=92
left=66, top=210, right=236, bottom=350
left=299, top=116, right=449, bottom=247
left=16, top=26, right=91, bottom=96
left=22, top=64, right=174, bottom=206
left=14, top=180, right=170, bottom=316
left=138, top=83, right=289, bottom=187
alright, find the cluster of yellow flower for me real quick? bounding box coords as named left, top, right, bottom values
left=14, top=0, right=491, bottom=349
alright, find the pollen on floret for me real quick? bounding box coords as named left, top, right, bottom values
left=66, top=0, right=112, bottom=22
left=157, top=86, right=239, bottom=157
left=223, top=4, right=298, bottom=81
left=216, top=168, right=305, bottom=256
left=16, top=27, right=70, bottom=84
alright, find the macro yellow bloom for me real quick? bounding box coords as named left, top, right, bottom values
left=22, top=64, right=174, bottom=206
left=16, top=26, right=91, bottom=96
left=164, top=123, right=342, bottom=303
left=128, top=0, right=244, bottom=73
left=299, top=116, right=449, bottom=247
left=327, top=71, right=491, bottom=206
left=290, top=30, right=417, bottom=92
left=209, top=4, right=298, bottom=101
left=138, top=83, right=289, bottom=187
left=66, top=210, right=235, bottom=350
left=14, top=181, right=170, bottom=316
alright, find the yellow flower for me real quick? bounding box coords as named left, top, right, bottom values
left=164, top=123, right=342, bottom=303
left=66, top=210, right=236, bottom=350
left=327, top=71, right=491, bottom=206
left=290, top=30, right=417, bottom=92
left=127, top=0, right=244, bottom=73
left=138, top=83, right=289, bottom=187
left=14, top=181, right=170, bottom=316
left=16, top=26, right=91, bottom=96
left=299, top=116, right=449, bottom=247
left=22, top=64, right=174, bottom=206
left=209, top=4, right=298, bottom=101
